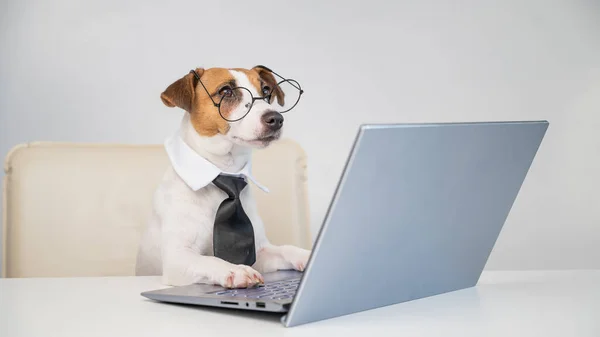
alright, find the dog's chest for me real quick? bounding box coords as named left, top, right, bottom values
left=187, top=185, right=226, bottom=254
left=158, top=171, right=256, bottom=255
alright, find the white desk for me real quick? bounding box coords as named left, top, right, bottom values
left=1, top=270, right=598, bottom=336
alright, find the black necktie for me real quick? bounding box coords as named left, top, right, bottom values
left=212, top=174, right=256, bottom=266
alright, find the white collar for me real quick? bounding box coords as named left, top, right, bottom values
left=164, top=133, right=269, bottom=193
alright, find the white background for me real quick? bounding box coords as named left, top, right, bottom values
left=1, top=0, right=599, bottom=272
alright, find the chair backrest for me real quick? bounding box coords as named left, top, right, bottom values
left=2, top=139, right=311, bottom=278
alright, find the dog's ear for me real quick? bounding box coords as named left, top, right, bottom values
left=160, top=68, right=204, bottom=112
left=253, top=65, right=285, bottom=106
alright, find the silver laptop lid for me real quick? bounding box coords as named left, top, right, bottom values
left=284, top=121, right=548, bottom=327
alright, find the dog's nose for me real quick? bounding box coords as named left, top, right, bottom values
left=261, top=111, right=284, bottom=131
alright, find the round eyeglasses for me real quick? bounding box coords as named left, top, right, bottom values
left=190, top=66, right=304, bottom=122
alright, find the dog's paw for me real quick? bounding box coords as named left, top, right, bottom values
left=220, top=265, right=264, bottom=289
left=282, top=247, right=311, bottom=272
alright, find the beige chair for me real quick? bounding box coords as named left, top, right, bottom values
left=2, top=139, right=311, bottom=278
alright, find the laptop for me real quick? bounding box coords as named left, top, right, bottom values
left=141, top=120, right=549, bottom=327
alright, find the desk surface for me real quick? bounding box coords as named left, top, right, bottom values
left=1, top=270, right=599, bottom=336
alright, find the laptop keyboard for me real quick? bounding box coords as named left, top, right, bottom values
left=213, top=278, right=300, bottom=300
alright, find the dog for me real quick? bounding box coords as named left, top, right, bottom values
left=135, top=65, right=311, bottom=288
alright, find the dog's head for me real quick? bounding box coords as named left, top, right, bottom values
left=160, top=66, right=293, bottom=149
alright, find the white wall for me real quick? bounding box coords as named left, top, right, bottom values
left=1, top=0, right=599, bottom=272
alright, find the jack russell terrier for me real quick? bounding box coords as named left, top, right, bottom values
left=135, top=65, right=311, bottom=288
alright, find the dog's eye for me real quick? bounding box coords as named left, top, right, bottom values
left=262, top=86, right=271, bottom=96
left=219, top=86, right=233, bottom=97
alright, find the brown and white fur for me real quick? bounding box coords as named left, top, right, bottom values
left=135, top=66, right=311, bottom=288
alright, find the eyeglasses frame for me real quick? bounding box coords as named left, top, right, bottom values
left=189, top=65, right=304, bottom=122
